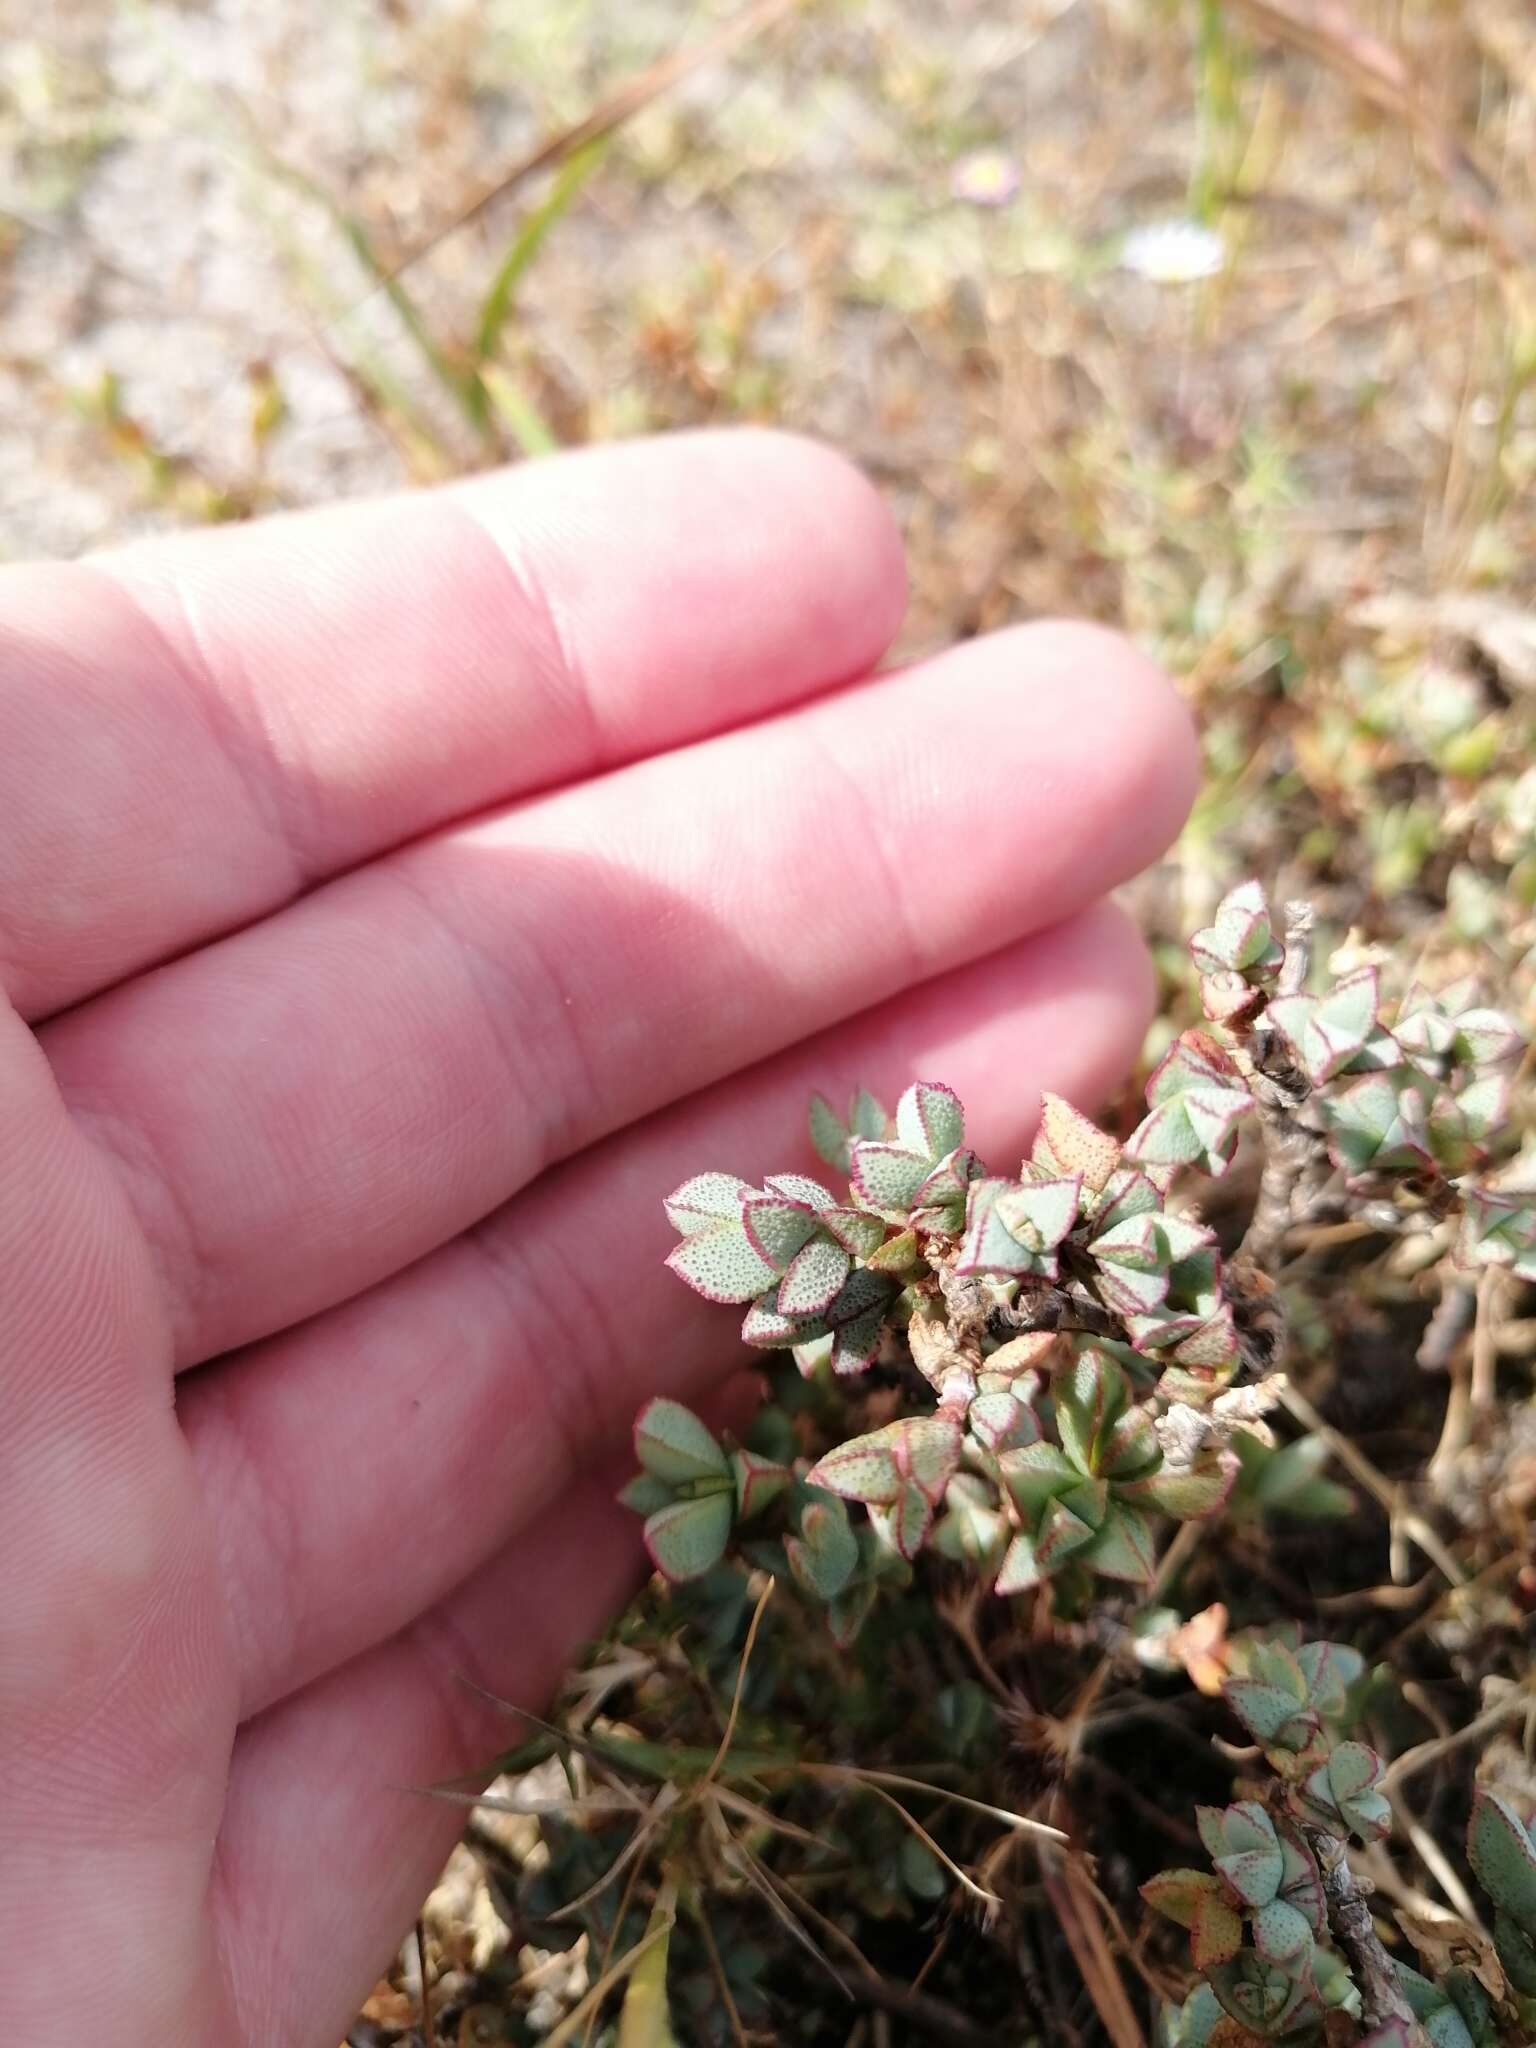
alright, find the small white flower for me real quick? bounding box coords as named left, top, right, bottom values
left=1119, top=218, right=1225, bottom=284
left=950, top=149, right=1021, bottom=208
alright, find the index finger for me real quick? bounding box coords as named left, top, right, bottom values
left=0, top=430, right=905, bottom=1019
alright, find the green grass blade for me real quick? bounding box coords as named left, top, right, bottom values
left=474, top=141, right=605, bottom=368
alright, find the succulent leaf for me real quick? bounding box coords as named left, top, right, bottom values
left=731, top=1448, right=789, bottom=1520
left=808, top=1091, right=852, bottom=1172
left=1127, top=1032, right=1253, bottom=1178
left=967, top=1388, right=1041, bottom=1454
left=808, top=1415, right=962, bottom=1512
left=957, top=1175, right=1079, bottom=1278
left=821, top=1206, right=889, bottom=1258
left=1034, top=1091, right=1122, bottom=1191
left=1206, top=1951, right=1313, bottom=2036
left=1320, top=1070, right=1433, bottom=1177
left=895, top=1080, right=966, bottom=1161
left=1125, top=1448, right=1237, bottom=1521
left=1467, top=1789, right=1536, bottom=1933
left=1294, top=1739, right=1391, bottom=1841
left=1141, top=1867, right=1228, bottom=1929
left=776, top=1233, right=852, bottom=1316
left=618, top=1472, right=674, bottom=1517
left=1266, top=967, right=1380, bottom=1085
left=643, top=1491, right=733, bottom=1582
left=785, top=1494, right=859, bottom=1600
left=1189, top=880, right=1283, bottom=977
left=663, top=1172, right=753, bottom=1233
left=867, top=1478, right=935, bottom=1561
left=1078, top=1498, right=1157, bottom=1582
left=740, top=1194, right=820, bottom=1268
left=848, top=1139, right=935, bottom=1213
left=667, top=1219, right=780, bottom=1303
left=634, top=1398, right=730, bottom=1485
left=1249, top=1898, right=1311, bottom=1965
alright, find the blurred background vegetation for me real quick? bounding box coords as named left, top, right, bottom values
left=7, top=0, right=1536, bottom=977
left=7, top=4, right=1536, bottom=2042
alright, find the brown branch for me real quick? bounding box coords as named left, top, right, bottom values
left=995, top=1286, right=1122, bottom=1343
left=1416, top=1281, right=1476, bottom=1375
left=1235, top=903, right=1332, bottom=1271
left=1241, top=1096, right=1328, bottom=1270
left=1303, top=1828, right=1428, bottom=2044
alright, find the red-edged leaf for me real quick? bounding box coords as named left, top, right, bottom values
left=634, top=1398, right=729, bottom=1484
left=776, top=1234, right=851, bottom=1316
left=1190, top=1894, right=1244, bottom=1971
left=667, top=1220, right=779, bottom=1303
left=848, top=1140, right=932, bottom=1212
left=895, top=1080, right=966, bottom=1160
left=1034, top=1091, right=1121, bottom=1191
left=740, top=1194, right=820, bottom=1268
left=664, top=1172, right=752, bottom=1233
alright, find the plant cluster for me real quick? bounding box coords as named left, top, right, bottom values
left=1142, top=1631, right=1536, bottom=2048
left=625, top=883, right=1528, bottom=1635
left=596, top=882, right=1536, bottom=2047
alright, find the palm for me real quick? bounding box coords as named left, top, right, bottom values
left=0, top=431, right=1195, bottom=2044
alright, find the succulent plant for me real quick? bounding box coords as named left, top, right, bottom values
left=1459, top=1173, right=1536, bottom=1284
left=988, top=1349, right=1235, bottom=1594
left=1144, top=1637, right=1407, bottom=2044
left=1143, top=1803, right=1324, bottom=1975
left=807, top=1413, right=963, bottom=1562
left=1291, top=1741, right=1392, bottom=1844
left=1125, top=1029, right=1254, bottom=1179
left=598, top=879, right=1534, bottom=2048
left=1393, top=1963, right=1498, bottom=2048
left=1222, top=1636, right=1367, bottom=1768
left=1466, top=1789, right=1536, bottom=1998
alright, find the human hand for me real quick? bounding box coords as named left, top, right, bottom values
left=0, top=431, right=1196, bottom=2044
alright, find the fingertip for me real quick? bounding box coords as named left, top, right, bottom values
left=1016, top=619, right=1201, bottom=860
left=670, top=427, right=910, bottom=664
left=862, top=617, right=1196, bottom=931
left=461, top=426, right=910, bottom=734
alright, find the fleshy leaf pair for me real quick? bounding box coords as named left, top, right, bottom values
left=1189, top=880, right=1286, bottom=982
left=1199, top=1804, right=1323, bottom=1969
left=807, top=1414, right=963, bottom=1561
left=1223, top=1636, right=1363, bottom=1767
left=845, top=1081, right=969, bottom=1218
left=990, top=1352, right=1232, bottom=1596
left=1394, top=1962, right=1498, bottom=2048
left=1125, top=1031, right=1254, bottom=1179
left=956, top=1172, right=1081, bottom=1279
left=667, top=1171, right=885, bottom=1318
left=1266, top=968, right=1380, bottom=1086
left=743, top=1265, right=898, bottom=1377
left=622, top=1399, right=787, bottom=1583
left=1292, top=1740, right=1391, bottom=1842
left=807, top=1085, right=888, bottom=1175
left=1459, top=1176, right=1536, bottom=1284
